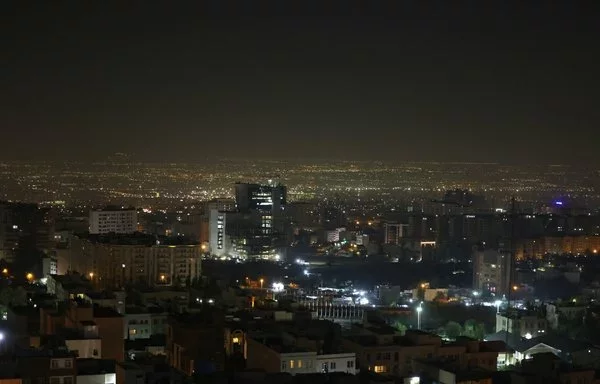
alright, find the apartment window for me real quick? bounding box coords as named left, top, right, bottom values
left=50, top=378, right=60, bottom=384
left=383, top=352, right=391, bottom=360
left=289, top=360, right=295, bottom=369
left=63, top=377, right=73, bottom=384
left=51, top=360, right=59, bottom=369
left=298, top=360, right=302, bottom=368
left=64, top=359, right=72, bottom=368
left=93, top=349, right=99, bottom=357
left=374, top=365, right=385, bottom=373
left=347, top=360, right=354, bottom=368
left=281, top=361, right=286, bottom=371
left=330, top=362, right=336, bottom=369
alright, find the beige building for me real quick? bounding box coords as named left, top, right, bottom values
left=472, top=248, right=512, bottom=296
left=246, top=337, right=357, bottom=375
left=341, top=329, right=500, bottom=377
left=77, top=235, right=202, bottom=288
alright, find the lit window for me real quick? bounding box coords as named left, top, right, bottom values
left=232, top=337, right=240, bottom=344
left=289, top=360, right=295, bottom=368
left=374, top=365, right=385, bottom=373
left=298, top=360, right=302, bottom=368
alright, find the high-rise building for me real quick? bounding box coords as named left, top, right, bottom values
left=208, top=209, right=228, bottom=257
left=89, top=207, right=137, bottom=235
left=230, top=182, right=287, bottom=260
left=234, top=182, right=286, bottom=214
left=383, top=222, right=408, bottom=244
left=0, top=201, right=55, bottom=264
left=472, top=247, right=512, bottom=296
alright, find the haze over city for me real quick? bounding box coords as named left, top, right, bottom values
left=3, top=1, right=599, bottom=164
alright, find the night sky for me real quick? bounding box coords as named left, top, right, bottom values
left=2, top=2, right=599, bottom=164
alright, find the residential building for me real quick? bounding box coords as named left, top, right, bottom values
left=124, top=307, right=168, bottom=340
left=495, top=311, right=548, bottom=339
left=341, top=329, right=500, bottom=377
left=472, top=247, right=512, bottom=296
left=14, top=348, right=77, bottom=384
left=545, top=302, right=586, bottom=330
left=384, top=222, right=408, bottom=245
left=166, top=311, right=225, bottom=375
left=76, top=359, right=116, bottom=384
left=89, top=208, right=137, bottom=235
left=77, top=234, right=202, bottom=288
left=40, top=303, right=124, bottom=362
left=246, top=337, right=356, bottom=375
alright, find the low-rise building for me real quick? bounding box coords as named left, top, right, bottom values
left=124, top=307, right=168, bottom=340
left=76, top=359, right=116, bottom=384
left=341, top=330, right=500, bottom=377
left=545, top=302, right=586, bottom=330
left=246, top=337, right=356, bottom=375
left=495, top=311, right=548, bottom=338
left=166, top=311, right=225, bottom=375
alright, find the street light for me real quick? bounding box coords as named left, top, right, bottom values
left=416, top=304, right=423, bottom=329
left=26, top=273, right=34, bottom=281
left=260, top=278, right=264, bottom=289
left=89, top=272, right=94, bottom=279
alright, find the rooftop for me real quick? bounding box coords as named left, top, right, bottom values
left=93, top=306, right=123, bottom=318
left=77, top=359, right=116, bottom=375
left=83, top=232, right=199, bottom=246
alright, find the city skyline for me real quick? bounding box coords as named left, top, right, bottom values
left=3, top=2, right=599, bottom=165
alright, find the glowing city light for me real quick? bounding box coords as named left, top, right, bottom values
left=272, top=282, right=285, bottom=292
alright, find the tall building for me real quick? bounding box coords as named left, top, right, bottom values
left=383, top=222, right=408, bottom=244
left=230, top=182, right=287, bottom=260
left=234, top=182, right=286, bottom=214
left=208, top=209, right=228, bottom=257
left=89, top=207, right=137, bottom=235
left=77, top=234, right=202, bottom=288
left=472, top=247, right=512, bottom=296
left=0, top=201, right=55, bottom=264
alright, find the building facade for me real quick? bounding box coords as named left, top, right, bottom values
left=472, top=248, right=512, bottom=296
left=89, top=208, right=137, bottom=235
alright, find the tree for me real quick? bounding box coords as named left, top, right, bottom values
left=463, top=319, right=486, bottom=340
left=11, top=286, right=27, bottom=306
left=392, top=320, right=407, bottom=335
left=445, top=321, right=463, bottom=340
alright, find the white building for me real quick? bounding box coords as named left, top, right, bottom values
left=64, top=322, right=102, bottom=358
left=208, top=209, right=228, bottom=257
left=315, top=353, right=356, bottom=374
left=42, top=256, right=58, bottom=277
left=89, top=208, right=137, bottom=234
left=124, top=309, right=168, bottom=340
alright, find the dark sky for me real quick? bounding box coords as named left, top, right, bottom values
left=2, top=1, right=599, bottom=164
